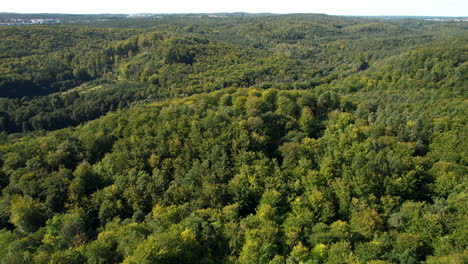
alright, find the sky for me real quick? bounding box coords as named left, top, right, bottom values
left=1, top=0, right=467, bottom=17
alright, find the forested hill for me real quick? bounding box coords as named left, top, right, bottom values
left=0, top=14, right=467, bottom=264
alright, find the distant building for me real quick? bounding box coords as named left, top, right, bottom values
left=0, top=18, right=61, bottom=26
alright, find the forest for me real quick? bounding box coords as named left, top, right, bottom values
left=0, top=14, right=467, bottom=264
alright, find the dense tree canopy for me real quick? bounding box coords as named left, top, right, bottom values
left=0, top=13, right=467, bottom=264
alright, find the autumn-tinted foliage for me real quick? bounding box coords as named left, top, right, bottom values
left=0, top=14, right=467, bottom=264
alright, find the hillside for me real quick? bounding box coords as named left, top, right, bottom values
left=0, top=14, right=467, bottom=264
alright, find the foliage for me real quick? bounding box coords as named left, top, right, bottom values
left=0, top=13, right=466, bottom=264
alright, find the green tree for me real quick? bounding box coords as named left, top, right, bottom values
left=10, top=195, right=47, bottom=233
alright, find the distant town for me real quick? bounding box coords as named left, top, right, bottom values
left=0, top=18, right=61, bottom=26
left=424, top=18, right=468, bottom=22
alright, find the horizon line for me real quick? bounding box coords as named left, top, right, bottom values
left=1, top=12, right=467, bottom=18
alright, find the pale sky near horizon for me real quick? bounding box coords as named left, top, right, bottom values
left=1, top=0, right=467, bottom=17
